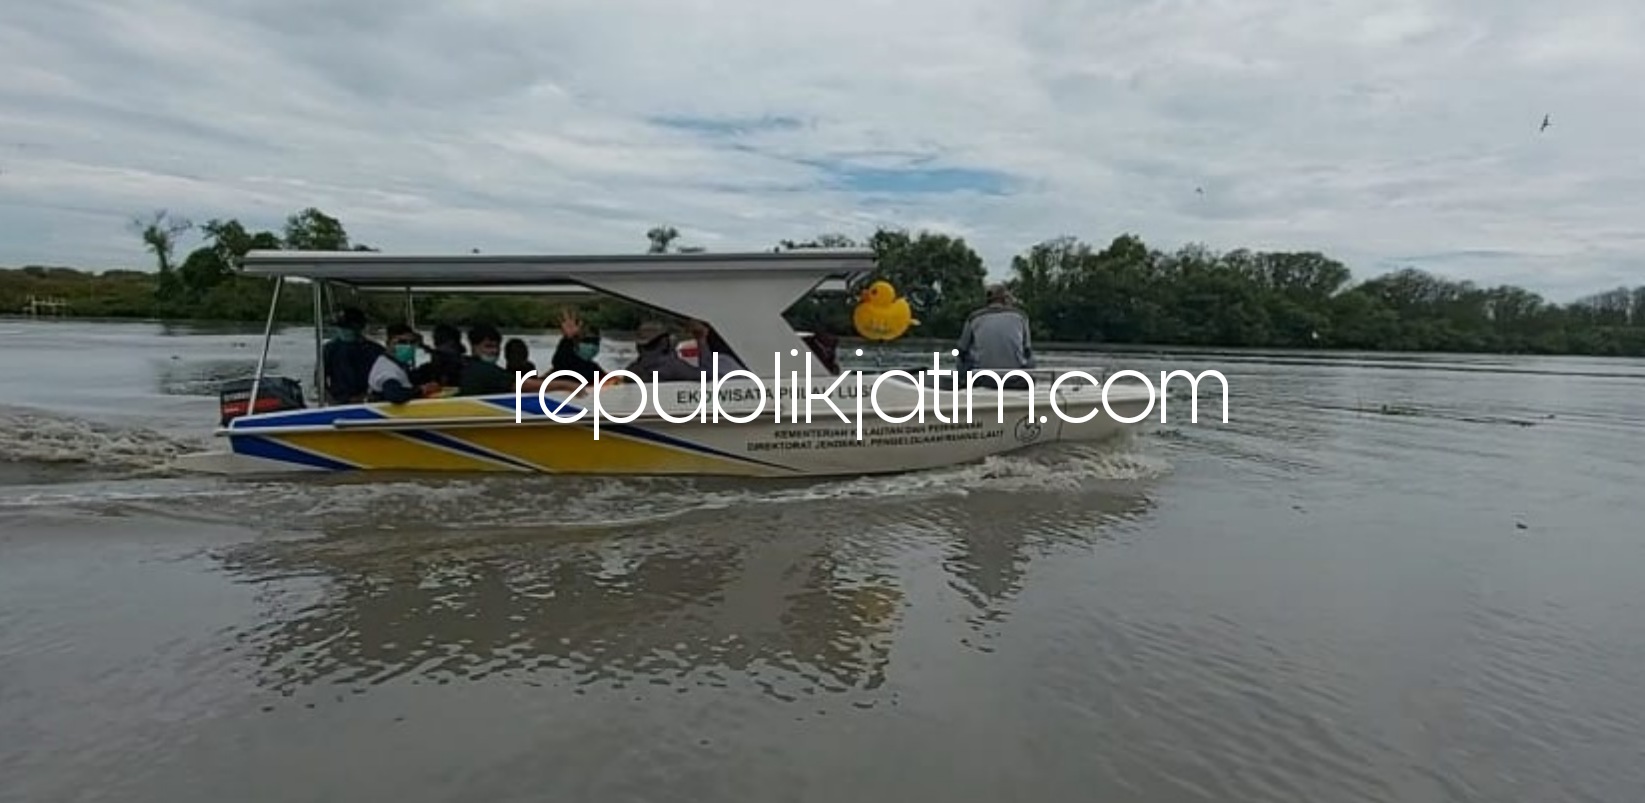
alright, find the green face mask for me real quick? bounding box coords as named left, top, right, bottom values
left=392, top=343, right=417, bottom=364
left=576, top=341, right=600, bottom=361
left=334, top=328, right=358, bottom=342
left=479, top=353, right=499, bottom=364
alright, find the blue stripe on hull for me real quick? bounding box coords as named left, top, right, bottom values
left=231, top=434, right=358, bottom=471
left=228, top=406, right=384, bottom=429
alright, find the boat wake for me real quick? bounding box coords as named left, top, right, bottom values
left=0, top=429, right=1172, bottom=534
left=0, top=407, right=208, bottom=477
left=701, top=444, right=1170, bottom=509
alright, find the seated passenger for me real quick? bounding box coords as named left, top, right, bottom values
left=624, top=321, right=702, bottom=383
left=368, top=323, right=441, bottom=404
left=803, top=332, right=841, bottom=374
left=412, top=323, right=466, bottom=388
left=551, top=309, right=605, bottom=382
left=504, top=337, right=535, bottom=374
left=958, top=285, right=1034, bottom=371
left=686, top=319, right=747, bottom=373
left=457, top=323, right=513, bottom=396
left=457, top=323, right=583, bottom=396
left=322, top=306, right=385, bottom=405
left=957, top=284, right=1034, bottom=390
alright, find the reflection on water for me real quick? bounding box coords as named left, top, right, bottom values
left=209, top=462, right=1157, bottom=701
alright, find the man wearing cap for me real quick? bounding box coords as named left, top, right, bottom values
left=956, top=284, right=1034, bottom=386
left=624, top=321, right=703, bottom=383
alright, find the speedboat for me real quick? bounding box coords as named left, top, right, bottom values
left=172, top=248, right=1160, bottom=477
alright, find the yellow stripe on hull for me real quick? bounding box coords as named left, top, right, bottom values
left=374, top=397, right=520, bottom=420
left=451, top=425, right=771, bottom=476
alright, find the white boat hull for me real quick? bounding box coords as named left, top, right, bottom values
left=174, top=373, right=1158, bottom=478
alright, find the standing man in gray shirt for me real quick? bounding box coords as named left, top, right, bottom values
left=956, top=284, right=1034, bottom=388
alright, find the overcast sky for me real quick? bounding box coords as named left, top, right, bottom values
left=2, top=0, right=1641, bottom=300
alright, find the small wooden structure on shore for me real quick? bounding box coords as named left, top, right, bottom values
left=22, top=295, right=69, bottom=317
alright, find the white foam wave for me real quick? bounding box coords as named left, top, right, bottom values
left=0, top=409, right=208, bottom=470
left=0, top=483, right=256, bottom=510
left=2, top=426, right=1170, bottom=532
left=693, top=445, right=1172, bottom=510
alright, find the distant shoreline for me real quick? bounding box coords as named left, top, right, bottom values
left=4, top=314, right=1635, bottom=360
left=9, top=208, right=1644, bottom=358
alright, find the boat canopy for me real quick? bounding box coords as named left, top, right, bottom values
left=242, top=248, right=878, bottom=378
left=239, top=249, right=875, bottom=288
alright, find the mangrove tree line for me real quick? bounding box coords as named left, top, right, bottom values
left=1, top=208, right=1641, bottom=356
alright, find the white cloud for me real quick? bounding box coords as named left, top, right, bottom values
left=1, top=0, right=1641, bottom=300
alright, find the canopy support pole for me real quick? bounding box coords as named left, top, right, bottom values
left=249, top=275, right=284, bottom=417
left=312, top=280, right=326, bottom=407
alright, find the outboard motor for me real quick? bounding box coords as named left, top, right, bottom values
left=219, top=376, right=306, bottom=426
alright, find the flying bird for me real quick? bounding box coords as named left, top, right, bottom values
left=1540, top=114, right=1550, bottom=132
left=1195, top=186, right=1204, bottom=195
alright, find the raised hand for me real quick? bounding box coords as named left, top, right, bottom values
left=558, top=308, right=582, bottom=338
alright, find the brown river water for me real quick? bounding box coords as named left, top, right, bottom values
left=1, top=318, right=1642, bottom=802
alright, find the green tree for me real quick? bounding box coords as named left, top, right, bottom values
left=128, top=209, right=192, bottom=298
left=646, top=225, right=679, bottom=253
left=283, top=207, right=351, bottom=251
left=1008, top=235, right=1091, bottom=338
left=174, top=218, right=284, bottom=299
left=866, top=228, right=987, bottom=335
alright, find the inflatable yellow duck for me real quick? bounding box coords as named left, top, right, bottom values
left=852, top=279, right=915, bottom=341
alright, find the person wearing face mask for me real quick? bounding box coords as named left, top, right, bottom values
left=411, top=323, right=466, bottom=388
left=457, top=322, right=512, bottom=396
left=321, top=306, right=385, bottom=405
left=623, top=320, right=701, bottom=383
left=458, top=322, right=584, bottom=397
left=367, top=323, right=441, bottom=404
left=550, top=308, right=606, bottom=382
